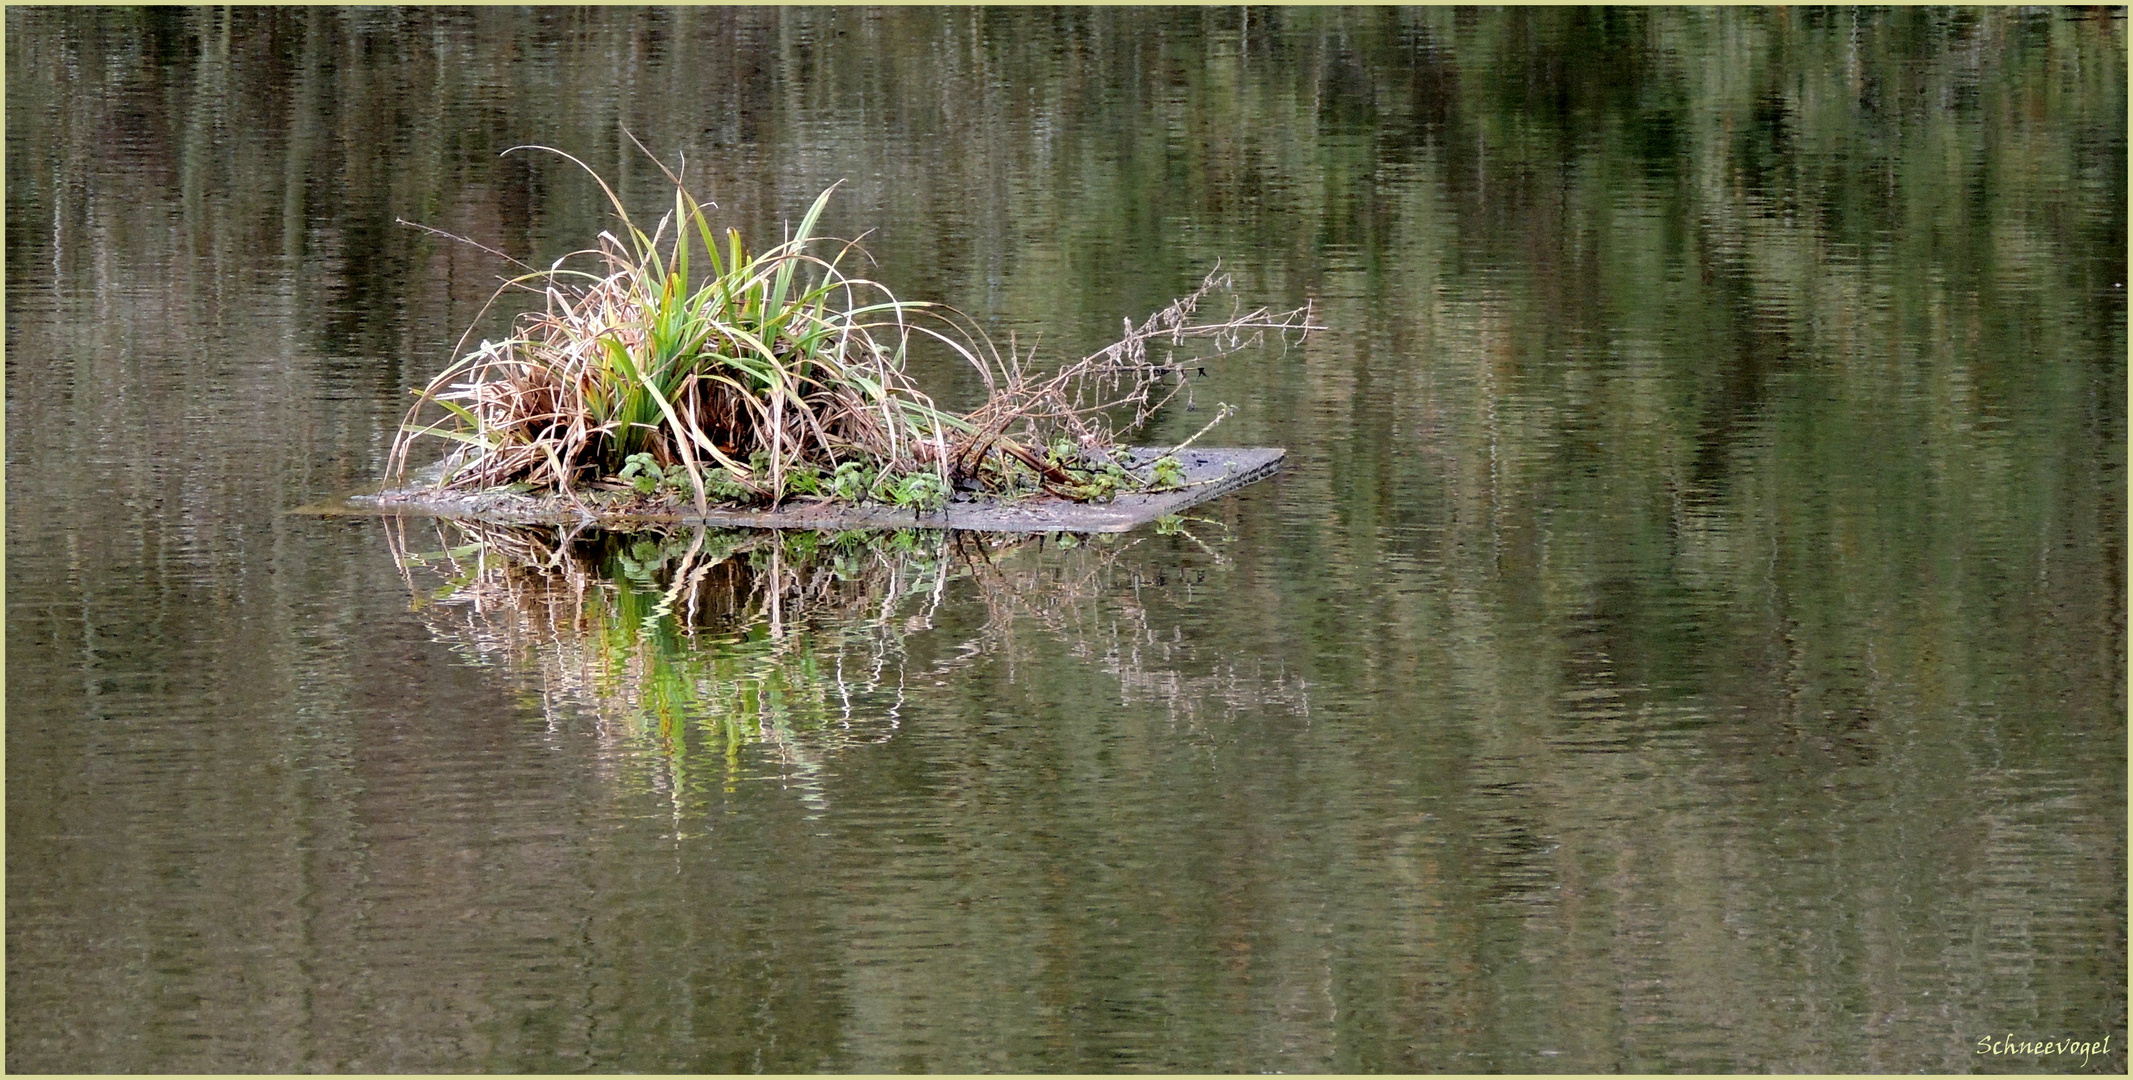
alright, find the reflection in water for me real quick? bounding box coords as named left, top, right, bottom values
left=389, top=520, right=1309, bottom=802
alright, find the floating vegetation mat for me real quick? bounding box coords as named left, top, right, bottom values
left=380, top=140, right=1314, bottom=527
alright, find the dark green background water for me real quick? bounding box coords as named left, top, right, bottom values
left=7, top=7, right=2124, bottom=1072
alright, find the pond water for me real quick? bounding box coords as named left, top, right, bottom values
left=6, top=8, right=2125, bottom=1073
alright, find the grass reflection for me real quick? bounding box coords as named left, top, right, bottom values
left=386, top=517, right=1308, bottom=784
left=388, top=521, right=967, bottom=765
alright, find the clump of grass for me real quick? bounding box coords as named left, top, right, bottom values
left=390, top=141, right=1317, bottom=511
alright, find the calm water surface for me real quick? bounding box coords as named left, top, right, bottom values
left=7, top=8, right=2125, bottom=1072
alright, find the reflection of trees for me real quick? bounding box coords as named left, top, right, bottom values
left=14, top=8, right=2116, bottom=421
left=387, top=519, right=1309, bottom=797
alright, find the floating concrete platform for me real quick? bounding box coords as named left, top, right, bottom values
left=324, top=448, right=1284, bottom=533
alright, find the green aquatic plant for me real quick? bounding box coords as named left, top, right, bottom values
left=389, top=139, right=1318, bottom=512
left=827, top=460, right=875, bottom=503
left=1148, top=455, right=1187, bottom=490
left=883, top=470, right=949, bottom=512
left=619, top=451, right=676, bottom=495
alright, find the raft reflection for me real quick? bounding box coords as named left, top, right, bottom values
left=386, top=518, right=1309, bottom=779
